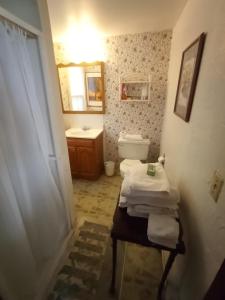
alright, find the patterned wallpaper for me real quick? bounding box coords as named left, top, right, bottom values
left=58, top=68, right=71, bottom=110
left=54, top=30, right=172, bottom=163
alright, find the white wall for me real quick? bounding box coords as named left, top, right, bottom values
left=161, top=0, right=225, bottom=299
left=0, top=0, right=41, bottom=29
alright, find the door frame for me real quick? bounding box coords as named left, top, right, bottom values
left=0, top=3, right=74, bottom=300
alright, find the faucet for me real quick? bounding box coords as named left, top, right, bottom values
left=82, top=126, right=90, bottom=131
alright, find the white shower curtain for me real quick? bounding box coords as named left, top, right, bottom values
left=0, top=23, right=70, bottom=299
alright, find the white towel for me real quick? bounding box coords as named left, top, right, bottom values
left=127, top=206, right=149, bottom=218
left=121, top=178, right=170, bottom=199
left=119, top=197, right=177, bottom=218
left=120, top=182, right=179, bottom=208
left=128, top=163, right=170, bottom=193
left=119, top=194, right=178, bottom=209
left=119, top=195, right=128, bottom=208
left=133, top=205, right=178, bottom=218
left=147, top=214, right=179, bottom=249
left=150, top=237, right=178, bottom=249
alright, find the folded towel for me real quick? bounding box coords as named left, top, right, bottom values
left=119, top=194, right=178, bottom=210
left=133, top=204, right=178, bottom=218
left=121, top=178, right=170, bottom=199
left=147, top=214, right=179, bottom=249
left=119, top=195, right=128, bottom=208
left=120, top=182, right=179, bottom=207
left=127, top=207, right=149, bottom=218
left=128, top=163, right=170, bottom=193
left=149, top=237, right=178, bottom=249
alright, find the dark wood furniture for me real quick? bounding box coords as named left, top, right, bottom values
left=110, top=202, right=185, bottom=300
left=67, top=133, right=103, bottom=180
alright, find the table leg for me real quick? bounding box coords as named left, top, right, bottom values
left=157, top=251, right=177, bottom=300
left=110, top=237, right=117, bottom=294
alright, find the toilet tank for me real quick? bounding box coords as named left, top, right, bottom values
left=118, top=137, right=150, bottom=160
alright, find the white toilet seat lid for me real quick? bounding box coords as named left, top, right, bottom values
left=120, top=159, right=142, bottom=178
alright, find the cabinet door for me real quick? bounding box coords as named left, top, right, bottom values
left=77, top=147, right=95, bottom=176
left=67, top=145, right=78, bottom=175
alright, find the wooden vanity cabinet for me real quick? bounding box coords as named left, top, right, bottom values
left=67, top=133, right=103, bottom=180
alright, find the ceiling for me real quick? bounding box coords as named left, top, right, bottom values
left=47, top=0, right=187, bottom=42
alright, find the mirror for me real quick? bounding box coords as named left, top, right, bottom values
left=57, top=62, right=105, bottom=114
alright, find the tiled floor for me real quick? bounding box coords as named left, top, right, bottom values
left=49, top=174, right=162, bottom=300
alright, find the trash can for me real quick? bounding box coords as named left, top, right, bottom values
left=104, top=161, right=115, bottom=176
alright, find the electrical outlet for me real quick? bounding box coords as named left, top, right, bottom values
left=209, top=171, right=224, bottom=202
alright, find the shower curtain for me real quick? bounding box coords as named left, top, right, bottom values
left=0, top=22, right=70, bottom=299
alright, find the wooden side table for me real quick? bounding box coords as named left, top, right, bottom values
left=110, top=202, right=185, bottom=300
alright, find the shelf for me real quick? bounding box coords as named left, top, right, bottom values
left=120, top=73, right=151, bottom=102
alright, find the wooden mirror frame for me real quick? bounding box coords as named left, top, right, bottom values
left=57, top=61, right=105, bottom=114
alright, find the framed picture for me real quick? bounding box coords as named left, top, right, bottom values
left=174, top=33, right=206, bottom=122
left=85, top=72, right=103, bottom=107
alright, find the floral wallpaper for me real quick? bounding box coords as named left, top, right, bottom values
left=104, top=30, right=171, bottom=162
left=54, top=30, right=172, bottom=163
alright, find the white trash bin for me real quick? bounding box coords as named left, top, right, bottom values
left=104, top=161, right=115, bottom=176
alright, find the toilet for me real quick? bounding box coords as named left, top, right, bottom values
left=118, top=133, right=150, bottom=177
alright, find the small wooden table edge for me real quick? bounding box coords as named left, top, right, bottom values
left=109, top=202, right=185, bottom=300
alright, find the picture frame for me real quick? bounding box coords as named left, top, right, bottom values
left=85, top=72, right=103, bottom=107
left=174, top=33, right=206, bottom=122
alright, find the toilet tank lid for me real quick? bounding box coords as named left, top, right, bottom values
left=119, top=132, right=143, bottom=141
left=118, top=137, right=150, bottom=145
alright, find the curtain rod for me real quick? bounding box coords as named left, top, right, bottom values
left=0, top=15, right=36, bottom=39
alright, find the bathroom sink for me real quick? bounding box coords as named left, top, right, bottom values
left=65, top=128, right=103, bottom=139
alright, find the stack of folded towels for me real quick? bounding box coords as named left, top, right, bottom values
left=119, top=162, right=179, bottom=249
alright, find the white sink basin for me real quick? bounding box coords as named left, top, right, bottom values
left=65, top=128, right=103, bottom=139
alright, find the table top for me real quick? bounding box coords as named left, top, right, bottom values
left=111, top=203, right=185, bottom=254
